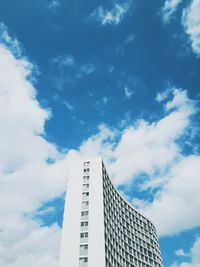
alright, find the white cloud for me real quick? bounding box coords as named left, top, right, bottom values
left=182, top=0, right=200, bottom=57
left=1, top=24, right=200, bottom=266
left=63, top=100, right=74, bottom=111
left=156, top=88, right=171, bottom=102
left=170, top=237, right=200, bottom=267
left=161, top=0, right=183, bottom=23
left=124, top=86, right=133, bottom=98
left=51, top=54, right=75, bottom=67
left=79, top=89, right=196, bottom=186
left=80, top=120, right=85, bottom=125
left=78, top=88, right=200, bottom=237
left=80, top=64, right=96, bottom=74
left=76, top=63, right=96, bottom=78
left=175, top=249, right=189, bottom=257
left=51, top=55, right=96, bottom=85
left=0, top=25, right=80, bottom=267
left=35, top=206, right=56, bottom=216
left=108, top=65, right=114, bottom=73
left=48, top=0, right=60, bottom=9
left=123, top=90, right=200, bottom=236
left=91, top=1, right=131, bottom=25
left=161, top=0, right=200, bottom=57
left=142, top=155, right=200, bottom=236
left=0, top=221, right=61, bottom=267
left=102, top=97, right=108, bottom=104
left=109, top=107, right=192, bottom=185
left=131, top=198, right=149, bottom=210
left=0, top=23, right=23, bottom=58
left=125, top=33, right=135, bottom=44
left=51, top=56, right=96, bottom=91
left=51, top=55, right=95, bottom=75
left=79, top=124, right=118, bottom=161
left=165, top=88, right=196, bottom=112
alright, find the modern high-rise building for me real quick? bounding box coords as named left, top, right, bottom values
left=59, top=157, right=163, bottom=267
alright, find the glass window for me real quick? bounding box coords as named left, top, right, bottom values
left=83, top=176, right=89, bottom=182
left=79, top=257, right=88, bottom=262
left=80, top=232, right=88, bottom=243
left=80, top=244, right=88, bottom=256
left=82, top=192, right=89, bottom=200
left=82, top=184, right=89, bottom=191
left=81, top=221, right=88, bottom=227
left=82, top=201, right=89, bottom=210
left=81, top=221, right=89, bottom=231
left=81, top=211, right=89, bottom=220
left=79, top=257, right=88, bottom=267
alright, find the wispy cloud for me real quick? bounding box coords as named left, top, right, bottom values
left=91, top=1, right=132, bottom=25
left=175, top=249, right=189, bottom=257
left=182, top=0, right=200, bottom=57
left=156, top=88, right=171, bottom=102
left=51, top=55, right=96, bottom=89
left=35, top=206, right=56, bottom=216
left=48, top=0, right=60, bottom=9
left=102, top=97, right=108, bottom=104
left=108, top=65, right=114, bottom=73
left=124, top=86, right=133, bottom=98
left=93, top=97, right=109, bottom=114
left=63, top=100, right=74, bottom=111
left=76, top=63, right=96, bottom=78
left=170, top=237, right=200, bottom=266
left=0, top=23, right=22, bottom=57
left=125, top=33, right=135, bottom=44
left=161, top=0, right=183, bottom=23
left=162, top=0, right=200, bottom=57
left=51, top=54, right=75, bottom=67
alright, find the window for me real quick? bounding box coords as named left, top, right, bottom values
left=83, top=168, right=90, bottom=173
left=82, top=192, right=89, bottom=197
left=80, top=232, right=88, bottom=243
left=79, top=257, right=88, bottom=262
left=82, top=201, right=89, bottom=210
left=81, top=221, right=89, bottom=231
left=83, top=176, right=89, bottom=182
left=82, top=184, right=89, bottom=191
left=79, top=257, right=88, bottom=267
left=81, top=221, right=88, bottom=227
left=84, top=161, right=90, bottom=166
left=80, top=232, right=88, bottom=238
left=80, top=244, right=88, bottom=256
left=81, top=211, right=89, bottom=220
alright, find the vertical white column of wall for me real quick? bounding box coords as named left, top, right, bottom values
left=59, top=159, right=83, bottom=267
left=88, top=157, right=106, bottom=267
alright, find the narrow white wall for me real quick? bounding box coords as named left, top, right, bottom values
left=59, top=156, right=106, bottom=267
left=59, top=159, right=82, bottom=267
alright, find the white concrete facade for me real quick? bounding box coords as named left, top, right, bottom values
left=59, top=156, right=163, bottom=267
left=59, top=156, right=105, bottom=267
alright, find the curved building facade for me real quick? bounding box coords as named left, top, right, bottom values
left=59, top=157, right=163, bottom=267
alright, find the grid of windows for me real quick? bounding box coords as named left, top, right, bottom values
left=79, top=162, right=90, bottom=267
left=102, top=163, right=163, bottom=267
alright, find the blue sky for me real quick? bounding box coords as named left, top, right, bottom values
left=0, top=0, right=200, bottom=266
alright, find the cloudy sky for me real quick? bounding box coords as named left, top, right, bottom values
left=0, top=0, right=200, bottom=266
